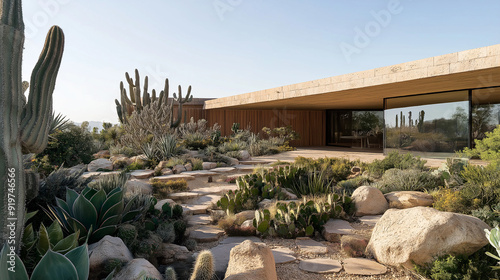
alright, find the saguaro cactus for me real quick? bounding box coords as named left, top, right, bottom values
left=115, top=69, right=193, bottom=128
left=0, top=0, right=65, bottom=251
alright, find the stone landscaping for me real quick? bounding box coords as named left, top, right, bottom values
left=71, top=151, right=496, bottom=280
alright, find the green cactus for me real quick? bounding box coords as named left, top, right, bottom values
left=115, top=69, right=192, bottom=128
left=156, top=222, right=175, bottom=243
left=190, top=250, right=215, bottom=280
left=164, top=266, right=178, bottom=280
left=0, top=0, right=65, bottom=251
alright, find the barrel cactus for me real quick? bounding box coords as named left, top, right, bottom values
left=0, top=0, right=65, bottom=251
left=190, top=250, right=215, bottom=280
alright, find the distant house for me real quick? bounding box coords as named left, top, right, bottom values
left=184, top=44, right=500, bottom=158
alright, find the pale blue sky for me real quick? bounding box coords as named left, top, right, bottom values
left=20, top=0, right=500, bottom=123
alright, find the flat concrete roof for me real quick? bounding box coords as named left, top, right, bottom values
left=204, top=44, right=500, bottom=110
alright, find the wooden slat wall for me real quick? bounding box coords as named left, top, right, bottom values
left=205, top=109, right=326, bottom=147
left=172, top=105, right=205, bottom=123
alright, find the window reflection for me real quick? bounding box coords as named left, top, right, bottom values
left=472, top=87, right=500, bottom=142
left=384, top=91, right=469, bottom=156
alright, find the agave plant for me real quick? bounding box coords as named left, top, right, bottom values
left=47, top=186, right=142, bottom=243
left=0, top=242, right=89, bottom=280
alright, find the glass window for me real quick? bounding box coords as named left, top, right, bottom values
left=384, top=90, right=469, bottom=157
left=327, top=110, right=383, bottom=149
left=472, top=87, right=500, bottom=141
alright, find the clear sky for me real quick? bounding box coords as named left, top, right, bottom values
left=20, top=0, right=500, bottom=124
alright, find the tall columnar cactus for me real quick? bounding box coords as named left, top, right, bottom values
left=190, top=250, right=215, bottom=280
left=115, top=69, right=193, bottom=128
left=0, top=0, right=65, bottom=252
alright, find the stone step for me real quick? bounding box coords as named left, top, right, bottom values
left=191, top=185, right=239, bottom=195
left=239, top=160, right=272, bottom=165
left=187, top=214, right=212, bottom=226
left=130, top=169, right=155, bottom=179
left=299, top=258, right=342, bottom=273
left=188, top=225, right=225, bottom=243
left=322, top=219, right=355, bottom=242
left=358, top=215, right=382, bottom=227
left=181, top=170, right=220, bottom=177
left=271, top=247, right=296, bottom=264
left=343, top=258, right=387, bottom=275
left=210, top=167, right=236, bottom=173
left=153, top=174, right=195, bottom=182
left=182, top=204, right=209, bottom=215
left=296, top=237, right=328, bottom=255
left=167, top=192, right=201, bottom=203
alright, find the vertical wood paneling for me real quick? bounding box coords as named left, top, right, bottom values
left=205, top=108, right=325, bottom=147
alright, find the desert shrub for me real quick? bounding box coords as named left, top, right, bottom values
left=109, top=144, right=137, bottom=157
left=294, top=157, right=358, bottom=183
left=218, top=140, right=248, bottom=154
left=414, top=249, right=498, bottom=280
left=36, top=123, right=97, bottom=168
left=375, top=168, right=441, bottom=193
left=218, top=215, right=255, bottom=236
left=262, top=126, right=299, bottom=144
left=151, top=179, right=188, bottom=198
left=287, top=169, right=335, bottom=197
left=459, top=164, right=500, bottom=209
left=120, top=100, right=175, bottom=153
left=190, top=158, right=203, bottom=170
left=165, top=157, right=186, bottom=168
left=432, top=187, right=469, bottom=213
left=88, top=171, right=129, bottom=193
left=178, top=118, right=221, bottom=150
left=92, top=122, right=124, bottom=150
left=460, top=125, right=500, bottom=167
left=471, top=203, right=500, bottom=227
left=366, top=151, right=427, bottom=177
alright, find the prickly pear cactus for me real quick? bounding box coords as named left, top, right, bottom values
left=0, top=0, right=64, bottom=251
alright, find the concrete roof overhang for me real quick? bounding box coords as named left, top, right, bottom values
left=204, top=45, right=500, bottom=110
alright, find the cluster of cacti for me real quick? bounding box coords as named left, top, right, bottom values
left=190, top=250, right=215, bottom=280
left=156, top=222, right=176, bottom=243
left=0, top=0, right=65, bottom=251
left=117, top=224, right=138, bottom=247
left=253, top=198, right=344, bottom=238
left=115, top=69, right=193, bottom=128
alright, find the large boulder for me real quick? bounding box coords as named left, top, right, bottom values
left=366, top=207, right=491, bottom=268
left=87, top=158, right=113, bottom=172
left=224, top=240, right=277, bottom=280
left=112, top=258, right=162, bottom=280
left=352, top=186, right=388, bottom=216
left=88, top=236, right=133, bottom=280
left=384, top=191, right=434, bottom=209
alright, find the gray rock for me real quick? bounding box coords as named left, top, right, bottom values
left=202, top=162, right=217, bottom=170
left=188, top=214, right=212, bottom=226
left=87, top=158, right=113, bottom=172
left=366, top=207, right=491, bottom=268
left=172, top=164, right=187, bottom=174
left=112, top=258, right=162, bottom=280
left=154, top=199, right=176, bottom=211
left=124, top=179, right=153, bottom=196
left=352, top=186, right=388, bottom=216
left=88, top=236, right=133, bottom=280
left=385, top=191, right=434, bottom=209
left=224, top=240, right=277, bottom=280
left=158, top=243, right=192, bottom=264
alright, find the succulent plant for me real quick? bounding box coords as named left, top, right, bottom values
left=0, top=242, right=89, bottom=280
left=117, top=224, right=138, bottom=247
left=156, top=222, right=175, bottom=243
left=164, top=266, right=178, bottom=280
left=47, top=186, right=142, bottom=243
left=190, top=250, right=215, bottom=280
left=0, top=0, right=65, bottom=250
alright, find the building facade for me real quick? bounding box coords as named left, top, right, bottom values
left=186, top=45, right=500, bottom=157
